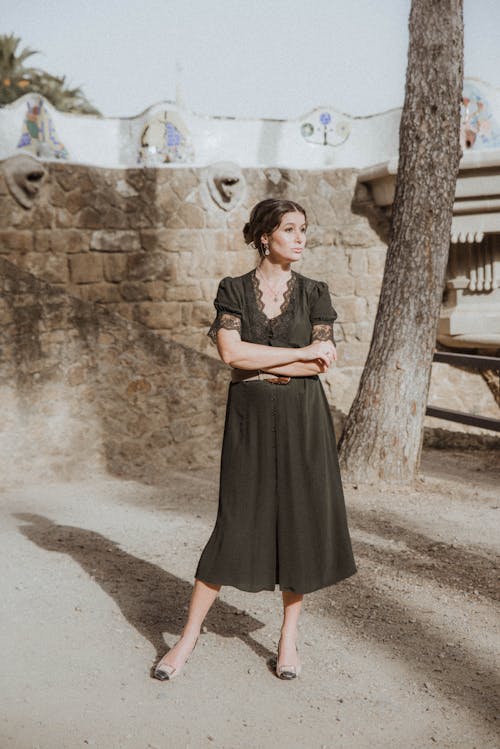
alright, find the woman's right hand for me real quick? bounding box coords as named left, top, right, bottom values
left=300, top=340, right=336, bottom=367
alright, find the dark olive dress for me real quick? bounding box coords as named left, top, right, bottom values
left=194, top=268, right=357, bottom=594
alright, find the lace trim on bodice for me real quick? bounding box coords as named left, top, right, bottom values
left=249, top=269, right=298, bottom=342
left=311, top=322, right=335, bottom=344
left=207, top=311, right=242, bottom=343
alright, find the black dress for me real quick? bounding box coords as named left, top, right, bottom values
left=195, top=268, right=357, bottom=594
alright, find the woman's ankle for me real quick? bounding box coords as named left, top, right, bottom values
left=181, top=626, right=201, bottom=641
left=280, top=626, right=298, bottom=641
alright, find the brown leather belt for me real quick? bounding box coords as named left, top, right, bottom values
left=231, top=369, right=291, bottom=385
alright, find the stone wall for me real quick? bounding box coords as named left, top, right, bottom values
left=0, top=256, right=228, bottom=486
left=1, top=159, right=498, bottom=439
left=0, top=161, right=390, bottom=408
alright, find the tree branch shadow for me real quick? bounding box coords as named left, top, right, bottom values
left=311, top=507, right=499, bottom=729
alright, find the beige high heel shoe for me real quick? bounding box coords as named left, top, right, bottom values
left=154, top=635, right=199, bottom=681
left=276, top=635, right=302, bottom=679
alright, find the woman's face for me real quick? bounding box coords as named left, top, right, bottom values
left=262, top=211, right=307, bottom=263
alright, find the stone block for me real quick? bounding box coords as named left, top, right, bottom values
left=135, top=302, right=182, bottom=329
left=172, top=252, right=197, bottom=283
left=181, top=306, right=193, bottom=325
left=191, top=301, right=214, bottom=326
left=336, top=341, right=369, bottom=367
left=119, top=282, right=151, bottom=302
left=348, top=250, right=368, bottom=275
left=69, top=253, right=104, bottom=284
left=155, top=183, right=181, bottom=215
left=91, top=230, right=141, bottom=252
left=165, top=283, right=201, bottom=302
left=108, top=302, right=135, bottom=321
left=354, top=275, right=382, bottom=297
left=341, top=224, right=379, bottom=248
left=329, top=274, right=355, bottom=296
left=170, top=171, right=200, bottom=201
left=229, top=255, right=253, bottom=277
left=200, top=279, right=218, bottom=302
left=66, top=190, right=86, bottom=215
left=338, top=322, right=356, bottom=341
left=334, top=296, right=367, bottom=323
left=103, top=253, right=128, bottom=282
left=51, top=184, right=68, bottom=208
left=367, top=246, right=387, bottom=275
left=28, top=254, right=70, bottom=284
left=78, top=283, right=122, bottom=303
left=77, top=207, right=102, bottom=229
left=140, top=228, right=204, bottom=254
left=126, top=252, right=177, bottom=282
left=100, top=207, right=129, bottom=229
left=201, top=231, right=230, bottom=254
left=146, top=281, right=166, bottom=301
left=177, top=202, right=206, bottom=229
left=34, top=231, right=51, bottom=253
left=0, top=230, right=34, bottom=253
left=54, top=168, right=79, bottom=192
left=35, top=229, right=91, bottom=254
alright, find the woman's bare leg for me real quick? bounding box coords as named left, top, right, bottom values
left=278, top=591, right=303, bottom=667
left=156, top=578, right=221, bottom=672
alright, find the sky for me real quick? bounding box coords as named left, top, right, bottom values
left=3, top=0, right=500, bottom=120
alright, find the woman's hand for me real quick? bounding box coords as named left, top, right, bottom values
left=300, top=340, right=337, bottom=368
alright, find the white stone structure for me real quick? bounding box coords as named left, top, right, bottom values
left=1, top=77, right=500, bottom=354
left=358, top=150, right=500, bottom=350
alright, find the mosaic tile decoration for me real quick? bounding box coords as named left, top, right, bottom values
left=16, top=97, right=69, bottom=159
left=461, top=82, right=500, bottom=151
left=300, top=109, right=350, bottom=147
left=138, top=110, right=194, bottom=164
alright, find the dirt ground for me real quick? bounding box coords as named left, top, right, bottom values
left=1, top=446, right=499, bottom=749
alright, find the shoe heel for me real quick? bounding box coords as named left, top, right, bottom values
left=154, top=635, right=199, bottom=681
left=275, top=636, right=301, bottom=679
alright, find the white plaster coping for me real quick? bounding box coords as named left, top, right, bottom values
left=359, top=149, right=500, bottom=208
left=437, top=332, right=500, bottom=348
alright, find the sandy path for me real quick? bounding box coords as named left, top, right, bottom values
left=1, top=447, right=498, bottom=749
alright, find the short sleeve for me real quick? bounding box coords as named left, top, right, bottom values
left=309, top=281, right=338, bottom=345
left=207, top=276, right=243, bottom=344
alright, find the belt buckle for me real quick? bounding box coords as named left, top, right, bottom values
left=266, top=375, right=291, bottom=385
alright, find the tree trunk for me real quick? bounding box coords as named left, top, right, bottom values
left=338, top=0, right=464, bottom=483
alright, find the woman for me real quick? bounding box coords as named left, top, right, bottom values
left=154, top=198, right=357, bottom=681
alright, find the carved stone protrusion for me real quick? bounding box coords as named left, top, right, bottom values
left=2, top=154, right=48, bottom=209
left=206, top=161, right=245, bottom=211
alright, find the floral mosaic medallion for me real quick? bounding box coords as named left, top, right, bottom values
left=138, top=110, right=194, bottom=164
left=16, top=97, right=69, bottom=159
left=461, top=82, right=500, bottom=151
left=300, top=109, right=350, bottom=148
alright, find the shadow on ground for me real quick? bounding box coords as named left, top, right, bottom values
left=13, top=513, right=274, bottom=674
left=310, top=505, right=499, bottom=729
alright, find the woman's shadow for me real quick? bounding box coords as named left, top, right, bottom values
left=14, top=513, right=273, bottom=676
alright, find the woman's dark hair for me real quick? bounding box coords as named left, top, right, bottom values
left=243, top=198, right=307, bottom=257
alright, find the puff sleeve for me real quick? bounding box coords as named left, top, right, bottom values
left=309, top=281, right=338, bottom=345
left=207, top=276, right=243, bottom=344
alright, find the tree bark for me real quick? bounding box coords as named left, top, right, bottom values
left=338, top=0, right=464, bottom=483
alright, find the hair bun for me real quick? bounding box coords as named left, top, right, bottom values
left=243, top=221, right=252, bottom=244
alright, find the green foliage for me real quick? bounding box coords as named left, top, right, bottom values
left=0, top=33, right=101, bottom=115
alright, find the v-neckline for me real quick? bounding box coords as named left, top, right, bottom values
left=251, top=268, right=296, bottom=322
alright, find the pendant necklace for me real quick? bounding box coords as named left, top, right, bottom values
left=256, top=267, right=291, bottom=303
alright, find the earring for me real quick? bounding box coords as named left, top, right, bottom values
left=263, top=243, right=270, bottom=256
